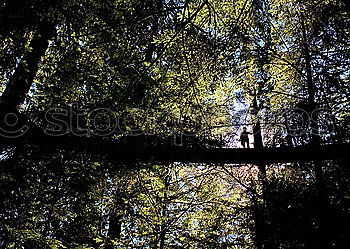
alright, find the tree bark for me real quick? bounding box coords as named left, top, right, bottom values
left=159, top=174, right=169, bottom=249
left=0, top=20, right=55, bottom=111
left=301, top=14, right=330, bottom=248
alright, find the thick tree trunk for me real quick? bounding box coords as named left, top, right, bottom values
left=301, top=15, right=330, bottom=248
left=251, top=193, right=264, bottom=249
left=0, top=20, right=55, bottom=111
left=106, top=197, right=123, bottom=249
left=107, top=212, right=122, bottom=244
left=0, top=20, right=55, bottom=142
left=250, top=0, right=273, bottom=245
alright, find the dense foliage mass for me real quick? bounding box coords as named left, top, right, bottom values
left=0, top=0, right=350, bottom=248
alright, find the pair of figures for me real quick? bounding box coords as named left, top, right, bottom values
left=240, top=127, right=251, bottom=148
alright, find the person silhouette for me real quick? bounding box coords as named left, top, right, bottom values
left=240, top=127, right=251, bottom=148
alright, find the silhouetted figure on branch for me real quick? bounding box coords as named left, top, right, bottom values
left=240, top=127, right=251, bottom=148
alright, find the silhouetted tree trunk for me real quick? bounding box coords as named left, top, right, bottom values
left=107, top=212, right=122, bottom=242
left=301, top=13, right=330, bottom=248
left=106, top=197, right=123, bottom=249
left=159, top=173, right=170, bottom=249
left=250, top=1, right=275, bottom=247
left=144, top=0, right=162, bottom=63
left=0, top=20, right=55, bottom=111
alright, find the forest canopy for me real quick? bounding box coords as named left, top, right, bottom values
left=0, top=0, right=350, bottom=248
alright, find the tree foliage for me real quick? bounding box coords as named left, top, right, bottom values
left=1, top=0, right=350, bottom=248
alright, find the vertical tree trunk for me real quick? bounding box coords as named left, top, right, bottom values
left=250, top=1, right=278, bottom=248
left=144, top=0, right=162, bottom=63
left=159, top=173, right=170, bottom=249
left=106, top=197, right=123, bottom=249
left=107, top=213, right=122, bottom=242
left=251, top=192, right=264, bottom=249
left=300, top=14, right=330, bottom=248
